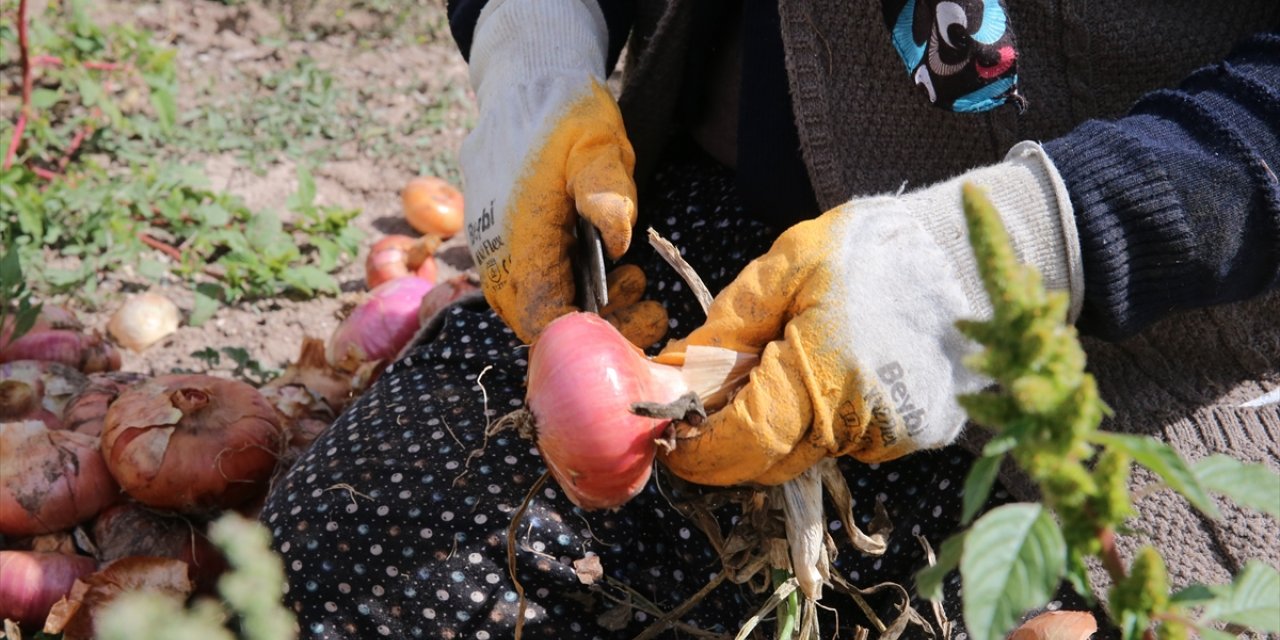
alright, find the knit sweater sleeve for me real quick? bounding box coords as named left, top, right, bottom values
left=446, top=0, right=634, bottom=72
left=1043, top=31, right=1280, bottom=340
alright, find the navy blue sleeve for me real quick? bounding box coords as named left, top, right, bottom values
left=1044, top=31, right=1280, bottom=340
left=446, top=0, right=634, bottom=72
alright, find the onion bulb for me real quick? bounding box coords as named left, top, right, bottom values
left=524, top=312, right=755, bottom=510
left=365, top=234, right=440, bottom=289
left=107, top=293, right=181, bottom=352
left=525, top=313, right=691, bottom=510
left=0, top=330, right=121, bottom=373
left=402, top=176, right=464, bottom=237
left=327, top=276, right=433, bottom=371
left=101, top=375, right=286, bottom=513
left=61, top=372, right=148, bottom=436
left=0, top=551, right=97, bottom=629
left=91, top=503, right=226, bottom=594
left=0, top=420, right=120, bottom=536
left=0, top=360, right=89, bottom=418
left=0, top=305, right=82, bottom=348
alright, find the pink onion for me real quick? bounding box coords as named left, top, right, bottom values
left=101, top=375, right=286, bottom=513
left=327, top=276, right=433, bottom=371
left=0, top=551, right=97, bottom=629
left=0, top=329, right=122, bottom=373
left=0, top=305, right=82, bottom=347
left=0, top=421, right=120, bottom=536
left=526, top=312, right=690, bottom=510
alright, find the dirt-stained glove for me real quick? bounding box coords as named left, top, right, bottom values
left=460, top=0, right=638, bottom=344
left=658, top=143, right=1084, bottom=486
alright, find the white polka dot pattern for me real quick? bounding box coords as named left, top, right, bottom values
left=262, top=155, right=1084, bottom=639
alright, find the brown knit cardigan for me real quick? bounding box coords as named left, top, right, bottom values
left=616, top=0, right=1280, bottom=600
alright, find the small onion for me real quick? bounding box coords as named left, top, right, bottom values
left=526, top=313, right=690, bottom=510
left=365, top=234, right=439, bottom=289
left=0, top=421, right=120, bottom=536
left=107, top=292, right=181, bottom=352
left=101, top=375, right=286, bottom=513
left=0, top=305, right=83, bottom=347
left=0, top=551, right=97, bottom=629
left=327, top=276, right=433, bottom=371
left=61, top=372, right=148, bottom=436
left=0, top=360, right=89, bottom=418
left=402, top=176, right=464, bottom=237
left=0, top=330, right=121, bottom=373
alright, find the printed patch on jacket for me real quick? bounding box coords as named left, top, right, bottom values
left=882, top=0, right=1023, bottom=113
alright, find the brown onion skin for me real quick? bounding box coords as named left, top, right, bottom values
left=0, top=421, right=120, bottom=537
left=61, top=372, right=147, bottom=436
left=91, top=503, right=226, bottom=594
left=101, top=375, right=286, bottom=513
left=0, top=360, right=89, bottom=417
left=0, top=551, right=98, bottom=629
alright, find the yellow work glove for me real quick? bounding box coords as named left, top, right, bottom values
left=459, top=0, right=639, bottom=345
left=659, top=143, right=1085, bottom=486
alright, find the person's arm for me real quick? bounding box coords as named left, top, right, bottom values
left=657, top=30, right=1280, bottom=488
left=446, top=0, right=634, bottom=71
left=1046, top=30, right=1280, bottom=340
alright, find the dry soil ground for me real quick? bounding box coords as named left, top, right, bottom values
left=72, top=0, right=475, bottom=378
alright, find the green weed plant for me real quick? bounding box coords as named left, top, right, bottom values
left=1, top=0, right=362, bottom=321
left=917, top=185, right=1280, bottom=640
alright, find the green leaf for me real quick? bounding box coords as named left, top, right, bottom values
left=961, top=503, right=1067, bottom=640
left=1170, top=584, right=1216, bottom=607
left=148, top=81, right=178, bottom=132
left=1094, top=433, right=1219, bottom=519
left=281, top=265, right=337, bottom=296
left=32, top=88, right=62, bottom=109
left=916, top=531, right=966, bottom=602
left=1193, top=628, right=1237, bottom=640
left=963, top=453, right=1003, bottom=524
left=1199, top=561, right=1280, bottom=633
left=137, top=258, right=168, bottom=281
left=190, top=283, right=222, bottom=327
left=1193, top=454, right=1280, bottom=519
left=287, top=164, right=316, bottom=212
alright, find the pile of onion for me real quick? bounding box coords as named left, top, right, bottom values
left=101, top=375, right=286, bottom=513
left=523, top=312, right=752, bottom=510
left=0, top=420, right=120, bottom=536
left=2, top=304, right=120, bottom=373
left=402, top=176, right=463, bottom=238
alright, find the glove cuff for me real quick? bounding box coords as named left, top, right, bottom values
left=469, top=0, right=610, bottom=104
left=903, top=141, right=1084, bottom=322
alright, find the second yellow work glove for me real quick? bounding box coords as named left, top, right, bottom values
left=659, top=143, right=1085, bottom=486
left=460, top=0, right=640, bottom=345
